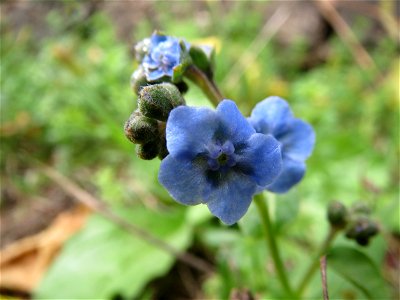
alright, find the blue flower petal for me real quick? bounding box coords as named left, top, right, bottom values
left=142, top=56, right=160, bottom=69
left=150, top=33, right=168, bottom=45
left=217, top=100, right=255, bottom=144
left=265, top=158, right=306, bottom=193
left=141, top=34, right=182, bottom=81
left=279, top=119, right=315, bottom=161
left=166, top=106, right=219, bottom=159
left=248, top=96, right=293, bottom=136
left=236, top=133, right=282, bottom=186
left=205, top=173, right=256, bottom=225
left=145, top=68, right=165, bottom=81
left=158, top=155, right=208, bottom=205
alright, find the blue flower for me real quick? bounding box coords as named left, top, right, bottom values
left=158, top=100, right=282, bottom=225
left=248, top=96, right=315, bottom=193
left=142, top=33, right=182, bottom=81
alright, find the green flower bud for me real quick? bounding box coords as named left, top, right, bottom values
left=350, top=202, right=371, bottom=216
left=364, top=220, right=379, bottom=237
left=345, top=216, right=379, bottom=247
left=189, top=44, right=215, bottom=78
left=138, top=83, right=185, bottom=121
left=136, top=140, right=159, bottom=160
left=327, top=201, right=348, bottom=229
left=124, top=111, right=159, bottom=144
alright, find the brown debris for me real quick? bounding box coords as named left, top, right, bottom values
left=0, top=205, right=90, bottom=293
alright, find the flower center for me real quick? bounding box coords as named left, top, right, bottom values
left=217, top=153, right=228, bottom=165
left=207, top=141, right=236, bottom=171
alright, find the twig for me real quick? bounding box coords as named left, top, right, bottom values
left=335, top=1, right=398, bottom=40
left=320, top=255, right=329, bottom=300
left=297, top=227, right=338, bottom=296
left=40, top=165, right=214, bottom=274
left=314, top=0, right=382, bottom=78
left=222, top=6, right=291, bottom=89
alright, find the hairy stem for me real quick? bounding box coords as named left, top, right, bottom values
left=254, top=193, right=295, bottom=298
left=184, top=64, right=223, bottom=107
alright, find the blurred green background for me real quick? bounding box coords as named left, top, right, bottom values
left=1, top=1, right=398, bottom=299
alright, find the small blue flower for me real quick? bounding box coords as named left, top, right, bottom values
left=142, top=33, right=182, bottom=81
left=158, top=100, right=282, bottom=225
left=248, top=96, right=315, bottom=193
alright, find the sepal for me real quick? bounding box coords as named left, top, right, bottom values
left=327, top=200, right=348, bottom=229
left=124, top=110, right=159, bottom=144
left=172, top=40, right=192, bottom=83
left=344, top=201, right=379, bottom=246
left=136, top=141, right=160, bottom=160
left=345, top=217, right=379, bottom=246
left=189, top=44, right=215, bottom=78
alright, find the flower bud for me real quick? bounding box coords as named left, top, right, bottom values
left=136, top=140, right=159, bottom=160
left=138, top=83, right=185, bottom=121
left=189, top=44, right=215, bottom=78
left=124, top=111, right=159, bottom=144
left=327, top=201, right=348, bottom=229
left=350, top=202, right=371, bottom=216
left=175, top=80, right=189, bottom=94
left=345, top=216, right=379, bottom=246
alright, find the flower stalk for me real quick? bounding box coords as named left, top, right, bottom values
left=254, top=193, right=295, bottom=298
left=184, top=64, right=223, bottom=107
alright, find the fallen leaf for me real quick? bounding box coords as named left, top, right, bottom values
left=0, top=205, right=90, bottom=292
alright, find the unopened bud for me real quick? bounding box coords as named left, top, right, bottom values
left=124, top=111, right=159, bottom=144
left=189, top=44, right=215, bottom=78
left=136, top=140, right=159, bottom=160
left=345, top=216, right=379, bottom=246
left=327, top=201, right=348, bottom=229
left=138, top=83, right=185, bottom=121
left=350, top=202, right=371, bottom=216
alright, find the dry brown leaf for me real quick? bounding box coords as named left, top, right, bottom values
left=0, top=205, right=91, bottom=292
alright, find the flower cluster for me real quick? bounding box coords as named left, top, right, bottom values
left=125, top=33, right=316, bottom=225
left=327, top=201, right=379, bottom=246
left=124, top=83, right=185, bottom=160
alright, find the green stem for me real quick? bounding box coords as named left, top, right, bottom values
left=254, top=193, right=295, bottom=298
left=184, top=65, right=223, bottom=107
left=296, top=227, right=338, bottom=296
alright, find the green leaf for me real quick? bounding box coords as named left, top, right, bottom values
left=35, top=206, right=193, bottom=299
left=275, top=190, right=299, bottom=231
left=327, top=246, right=390, bottom=299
